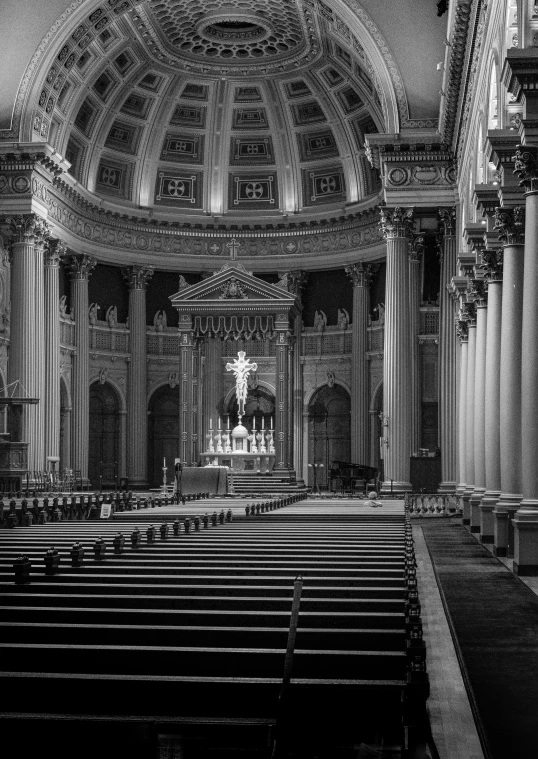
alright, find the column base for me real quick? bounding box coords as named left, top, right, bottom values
left=380, top=480, right=412, bottom=495
left=493, top=497, right=521, bottom=558
left=438, top=480, right=457, bottom=494
left=514, top=505, right=538, bottom=573
left=462, top=487, right=473, bottom=527
left=469, top=488, right=485, bottom=533
left=479, top=492, right=499, bottom=543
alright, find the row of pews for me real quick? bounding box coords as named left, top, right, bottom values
left=0, top=496, right=431, bottom=758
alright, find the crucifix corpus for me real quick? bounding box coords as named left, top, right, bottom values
left=226, top=350, right=258, bottom=422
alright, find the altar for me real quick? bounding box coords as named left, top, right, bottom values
left=201, top=453, right=275, bottom=472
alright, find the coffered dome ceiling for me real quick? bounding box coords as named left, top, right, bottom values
left=17, top=0, right=403, bottom=225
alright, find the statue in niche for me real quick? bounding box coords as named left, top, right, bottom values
left=374, top=303, right=385, bottom=325
left=168, top=372, right=178, bottom=388
left=59, top=295, right=68, bottom=318
left=178, top=275, right=189, bottom=290
left=106, top=305, right=118, bottom=328
left=337, top=308, right=349, bottom=330
left=277, top=272, right=288, bottom=290
left=313, top=310, right=327, bottom=331
left=327, top=370, right=335, bottom=388
left=154, top=310, right=167, bottom=332
left=247, top=371, right=259, bottom=390
left=88, top=303, right=100, bottom=325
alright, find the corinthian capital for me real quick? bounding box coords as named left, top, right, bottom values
left=480, top=249, right=503, bottom=282
left=438, top=207, right=457, bottom=236
left=513, top=145, right=538, bottom=192
left=45, top=238, right=67, bottom=267
left=345, top=261, right=376, bottom=287
left=67, top=255, right=96, bottom=281
left=2, top=213, right=49, bottom=244
left=379, top=206, right=414, bottom=240
left=122, top=265, right=155, bottom=290
left=494, top=206, right=525, bottom=245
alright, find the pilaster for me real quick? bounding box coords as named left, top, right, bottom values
left=122, top=266, right=154, bottom=488
left=409, top=236, right=423, bottom=458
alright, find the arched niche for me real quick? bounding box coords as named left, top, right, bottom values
left=148, top=384, right=179, bottom=486
left=89, top=381, right=121, bottom=489
left=225, top=385, right=275, bottom=431
left=307, top=383, right=351, bottom=488
left=59, top=377, right=71, bottom=472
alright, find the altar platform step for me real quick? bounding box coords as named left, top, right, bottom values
left=227, top=470, right=303, bottom=494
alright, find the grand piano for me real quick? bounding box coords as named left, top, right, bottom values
left=329, top=461, right=379, bottom=495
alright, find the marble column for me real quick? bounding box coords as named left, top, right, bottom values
left=203, top=336, right=223, bottom=444
left=379, top=207, right=414, bottom=492
left=123, top=266, right=154, bottom=488
left=512, top=146, right=538, bottom=573
left=178, top=315, right=195, bottom=467
left=409, top=236, right=423, bottom=457
left=463, top=306, right=477, bottom=527
left=438, top=209, right=458, bottom=491
left=345, top=263, right=373, bottom=464
left=275, top=313, right=290, bottom=470
left=288, top=272, right=307, bottom=483
left=469, top=279, right=487, bottom=533
left=44, top=238, right=66, bottom=468
left=480, top=249, right=503, bottom=542
left=493, top=207, right=524, bottom=556
left=454, top=315, right=469, bottom=506
left=5, top=213, right=49, bottom=474
left=68, top=255, right=96, bottom=484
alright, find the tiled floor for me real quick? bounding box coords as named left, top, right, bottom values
left=413, top=526, right=486, bottom=759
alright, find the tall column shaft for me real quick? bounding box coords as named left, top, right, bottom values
left=456, top=336, right=469, bottom=500
left=463, top=320, right=477, bottom=524
left=69, top=256, right=96, bottom=482
left=409, top=244, right=422, bottom=456
left=6, top=214, right=48, bottom=474
left=292, top=314, right=304, bottom=481
left=123, top=266, right=153, bottom=487
left=470, top=296, right=487, bottom=532
left=438, top=211, right=458, bottom=491
left=203, top=337, right=223, bottom=435
left=380, top=207, right=414, bottom=492
left=492, top=212, right=524, bottom=556
left=44, top=240, right=65, bottom=466
left=346, top=263, right=372, bottom=464
left=275, top=315, right=290, bottom=469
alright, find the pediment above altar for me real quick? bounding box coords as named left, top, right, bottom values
left=170, top=262, right=298, bottom=311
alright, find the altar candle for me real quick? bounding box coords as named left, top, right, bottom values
left=270, top=416, right=273, bottom=429
left=218, top=417, right=222, bottom=430
left=210, top=418, right=212, bottom=430
left=261, top=417, right=265, bottom=430
left=253, top=417, right=256, bottom=430
left=163, top=457, right=166, bottom=468
left=227, top=415, right=230, bottom=429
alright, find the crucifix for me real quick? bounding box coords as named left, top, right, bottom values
left=225, top=350, right=258, bottom=422
left=226, top=237, right=240, bottom=261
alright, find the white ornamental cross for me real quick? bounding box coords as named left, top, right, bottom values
left=226, top=237, right=240, bottom=261
left=225, top=350, right=258, bottom=421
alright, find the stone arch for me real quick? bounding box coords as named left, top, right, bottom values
left=89, top=380, right=122, bottom=489
left=307, top=383, right=351, bottom=489
left=148, top=384, right=180, bottom=486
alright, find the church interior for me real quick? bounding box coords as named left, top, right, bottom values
left=1, top=0, right=538, bottom=757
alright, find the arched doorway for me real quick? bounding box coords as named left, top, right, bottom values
left=148, top=385, right=179, bottom=487
left=308, top=384, right=351, bottom=488
left=225, top=385, right=275, bottom=430
left=89, top=382, right=121, bottom=489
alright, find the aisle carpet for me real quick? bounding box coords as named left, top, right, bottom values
left=421, top=522, right=538, bottom=759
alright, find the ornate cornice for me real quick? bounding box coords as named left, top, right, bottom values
left=513, top=145, right=538, bottom=193
left=122, top=265, right=155, bottom=291
left=345, top=261, right=376, bottom=288
left=493, top=206, right=525, bottom=245
left=440, top=0, right=473, bottom=147
left=67, top=254, right=96, bottom=281
left=379, top=206, right=414, bottom=240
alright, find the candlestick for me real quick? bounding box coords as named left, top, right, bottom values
left=261, top=417, right=265, bottom=430
left=209, top=418, right=212, bottom=430
left=163, top=457, right=166, bottom=468
left=253, top=416, right=256, bottom=430
left=227, top=415, right=230, bottom=430
left=218, top=417, right=222, bottom=430
left=270, top=416, right=273, bottom=429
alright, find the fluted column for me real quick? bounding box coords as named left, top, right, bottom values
left=68, top=255, right=96, bottom=484
left=44, top=239, right=66, bottom=467
left=493, top=207, right=524, bottom=556
left=512, top=146, right=538, bottom=573
left=123, top=266, right=154, bottom=488
left=178, top=315, right=195, bottom=467
left=345, top=263, right=373, bottom=464
left=480, top=248, right=503, bottom=542
left=463, top=305, right=477, bottom=527
left=203, top=337, right=223, bottom=436
left=454, top=313, right=469, bottom=504
left=409, top=236, right=423, bottom=457
left=469, top=278, right=488, bottom=533
left=5, top=213, right=49, bottom=474
left=275, top=313, right=290, bottom=470
left=438, top=209, right=458, bottom=491
left=380, top=207, right=414, bottom=492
